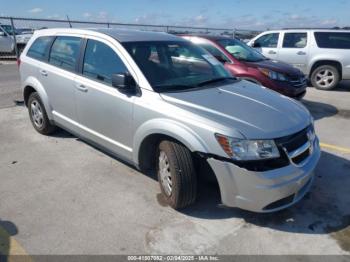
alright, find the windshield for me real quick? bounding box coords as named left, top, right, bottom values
left=123, top=41, right=233, bottom=92
left=217, top=38, right=266, bottom=62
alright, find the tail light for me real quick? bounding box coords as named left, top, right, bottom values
left=17, top=58, right=21, bottom=68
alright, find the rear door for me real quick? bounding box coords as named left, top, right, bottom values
left=278, top=32, right=309, bottom=74
left=74, top=38, right=134, bottom=159
left=251, top=32, right=280, bottom=60
left=43, top=35, right=82, bottom=124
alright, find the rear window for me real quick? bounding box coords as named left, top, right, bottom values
left=27, top=36, right=54, bottom=61
left=314, top=32, right=350, bottom=49
left=49, top=36, right=81, bottom=72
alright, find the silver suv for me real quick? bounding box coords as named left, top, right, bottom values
left=248, top=29, right=350, bottom=90
left=20, top=28, right=321, bottom=212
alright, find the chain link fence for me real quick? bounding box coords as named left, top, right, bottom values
left=0, top=16, right=262, bottom=60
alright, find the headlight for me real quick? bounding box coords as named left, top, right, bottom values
left=258, top=68, right=288, bottom=81
left=215, top=134, right=280, bottom=161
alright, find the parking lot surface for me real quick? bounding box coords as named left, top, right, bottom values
left=0, top=63, right=349, bottom=255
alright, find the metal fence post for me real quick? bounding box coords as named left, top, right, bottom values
left=10, top=17, right=19, bottom=59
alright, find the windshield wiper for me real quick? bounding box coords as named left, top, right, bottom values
left=196, top=77, right=237, bottom=87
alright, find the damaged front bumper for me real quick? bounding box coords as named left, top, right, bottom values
left=207, top=137, right=321, bottom=212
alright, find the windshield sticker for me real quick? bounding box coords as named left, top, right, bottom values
left=202, top=54, right=221, bottom=66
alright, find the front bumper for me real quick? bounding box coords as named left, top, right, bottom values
left=260, top=77, right=307, bottom=100
left=207, top=137, right=321, bottom=213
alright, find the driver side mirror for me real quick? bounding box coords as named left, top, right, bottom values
left=112, top=72, right=138, bottom=95
left=0, top=31, right=6, bottom=37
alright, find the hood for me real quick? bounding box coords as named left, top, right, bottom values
left=160, top=81, right=311, bottom=139
left=245, top=59, right=303, bottom=76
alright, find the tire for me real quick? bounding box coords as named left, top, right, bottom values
left=28, top=92, right=56, bottom=135
left=311, top=65, right=340, bottom=90
left=157, top=140, right=197, bottom=209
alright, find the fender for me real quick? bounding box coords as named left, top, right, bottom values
left=22, top=76, right=54, bottom=120
left=307, top=56, right=343, bottom=76
left=132, top=118, right=210, bottom=166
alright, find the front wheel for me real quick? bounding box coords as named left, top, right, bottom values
left=157, top=140, right=197, bottom=209
left=311, top=65, right=340, bottom=90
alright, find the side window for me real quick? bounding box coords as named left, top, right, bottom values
left=27, top=36, right=54, bottom=61
left=49, top=36, right=81, bottom=72
left=254, top=33, right=279, bottom=48
left=283, top=33, right=307, bottom=48
left=314, top=32, right=350, bottom=49
left=83, top=39, right=128, bottom=85
left=198, top=43, right=230, bottom=63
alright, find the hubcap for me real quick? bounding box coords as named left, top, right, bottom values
left=315, top=69, right=335, bottom=88
left=31, top=100, right=44, bottom=128
left=158, top=151, right=172, bottom=196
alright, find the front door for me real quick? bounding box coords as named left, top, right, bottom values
left=74, top=38, right=134, bottom=160
left=252, top=32, right=280, bottom=60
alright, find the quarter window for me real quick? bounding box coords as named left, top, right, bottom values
left=254, top=33, right=279, bottom=48
left=283, top=33, right=307, bottom=48
left=27, top=36, right=54, bottom=61
left=49, top=36, right=81, bottom=72
left=314, top=32, right=350, bottom=49
left=83, top=39, right=128, bottom=85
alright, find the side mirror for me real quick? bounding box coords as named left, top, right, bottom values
left=0, top=31, right=6, bottom=37
left=112, top=72, right=137, bottom=94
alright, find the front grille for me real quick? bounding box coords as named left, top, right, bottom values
left=293, top=148, right=310, bottom=164
left=275, top=127, right=309, bottom=152
left=289, top=75, right=307, bottom=88
left=275, top=126, right=312, bottom=166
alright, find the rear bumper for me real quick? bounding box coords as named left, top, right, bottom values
left=207, top=138, right=321, bottom=213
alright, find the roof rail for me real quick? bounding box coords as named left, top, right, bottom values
left=282, top=27, right=350, bottom=30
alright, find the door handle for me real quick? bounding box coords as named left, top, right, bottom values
left=297, top=51, right=306, bottom=55
left=268, top=50, right=277, bottom=54
left=39, top=69, right=48, bottom=76
left=76, top=84, right=88, bottom=92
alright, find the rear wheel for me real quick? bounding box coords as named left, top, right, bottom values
left=28, top=92, right=56, bottom=135
left=157, top=140, right=197, bottom=209
left=311, top=65, right=340, bottom=90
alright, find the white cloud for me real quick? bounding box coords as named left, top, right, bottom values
left=28, top=8, right=43, bottom=14
left=321, top=19, right=338, bottom=26
left=83, top=12, right=92, bottom=18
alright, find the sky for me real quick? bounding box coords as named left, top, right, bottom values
left=1, top=0, right=350, bottom=30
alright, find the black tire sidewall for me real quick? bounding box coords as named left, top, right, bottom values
left=311, top=65, right=340, bottom=90
left=156, top=140, right=197, bottom=209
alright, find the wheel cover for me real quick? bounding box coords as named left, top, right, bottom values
left=315, top=69, right=335, bottom=88
left=31, top=100, right=44, bottom=128
left=158, top=151, right=172, bottom=196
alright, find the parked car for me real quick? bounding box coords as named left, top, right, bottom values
left=0, top=24, right=32, bottom=54
left=19, top=28, right=320, bottom=212
left=248, top=29, right=350, bottom=90
left=181, top=35, right=307, bottom=99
